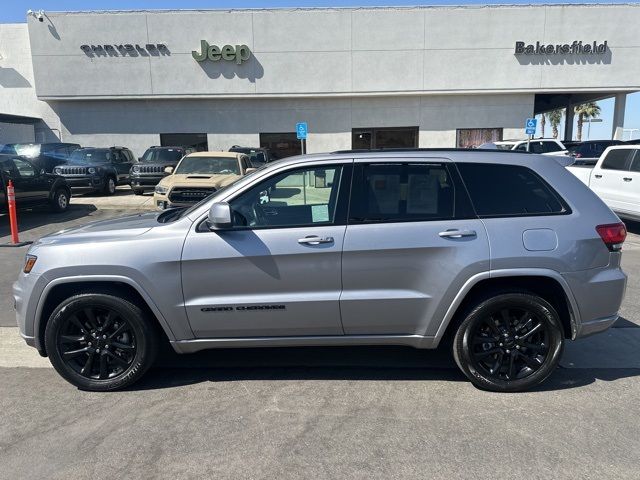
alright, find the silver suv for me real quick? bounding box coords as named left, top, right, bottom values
left=13, top=150, right=628, bottom=392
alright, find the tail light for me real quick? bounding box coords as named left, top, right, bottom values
left=596, top=223, right=627, bottom=251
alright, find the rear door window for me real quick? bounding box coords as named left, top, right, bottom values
left=601, top=149, right=632, bottom=171
left=457, top=163, right=568, bottom=217
left=629, top=151, right=640, bottom=173
left=348, top=162, right=474, bottom=223
left=542, top=141, right=563, bottom=153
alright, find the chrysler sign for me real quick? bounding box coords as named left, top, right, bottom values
left=515, top=40, right=608, bottom=55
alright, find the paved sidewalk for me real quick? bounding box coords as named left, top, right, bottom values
left=71, top=187, right=156, bottom=210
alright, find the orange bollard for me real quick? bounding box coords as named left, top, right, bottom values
left=7, top=180, right=20, bottom=244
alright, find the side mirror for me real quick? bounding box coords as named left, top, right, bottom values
left=245, top=167, right=257, bottom=174
left=208, top=202, right=232, bottom=230
left=164, top=166, right=174, bottom=174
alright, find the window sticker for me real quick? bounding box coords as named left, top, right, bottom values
left=311, top=204, right=330, bottom=223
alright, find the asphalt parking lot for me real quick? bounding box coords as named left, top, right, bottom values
left=1, top=200, right=640, bottom=479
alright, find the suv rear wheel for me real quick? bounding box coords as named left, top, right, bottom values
left=453, top=292, right=564, bottom=392
left=44, top=293, right=158, bottom=391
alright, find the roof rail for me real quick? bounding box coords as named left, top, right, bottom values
left=331, top=148, right=532, bottom=154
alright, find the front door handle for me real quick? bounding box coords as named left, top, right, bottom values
left=594, top=174, right=603, bottom=179
left=298, top=235, right=334, bottom=245
left=439, top=229, right=477, bottom=239
left=623, top=177, right=632, bottom=182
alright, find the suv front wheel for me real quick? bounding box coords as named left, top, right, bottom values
left=453, top=292, right=564, bottom=392
left=44, top=293, right=158, bottom=391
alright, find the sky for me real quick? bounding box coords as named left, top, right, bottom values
left=2, top=0, right=638, bottom=140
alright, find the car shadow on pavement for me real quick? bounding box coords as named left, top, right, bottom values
left=625, top=220, right=640, bottom=235
left=126, top=343, right=640, bottom=392
left=0, top=204, right=98, bottom=238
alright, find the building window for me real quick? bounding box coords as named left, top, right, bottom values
left=456, top=128, right=503, bottom=149
left=260, top=133, right=301, bottom=160
left=160, top=133, right=208, bottom=151
left=352, top=127, right=419, bottom=150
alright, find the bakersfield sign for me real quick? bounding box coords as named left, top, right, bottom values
left=192, top=40, right=251, bottom=64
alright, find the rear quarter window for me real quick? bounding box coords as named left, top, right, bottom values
left=457, top=163, right=568, bottom=217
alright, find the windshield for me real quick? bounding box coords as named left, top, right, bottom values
left=140, top=148, right=184, bottom=163
left=175, top=156, right=241, bottom=175
left=8, top=144, right=41, bottom=157
left=69, top=149, right=112, bottom=164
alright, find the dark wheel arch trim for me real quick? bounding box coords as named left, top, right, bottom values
left=434, top=269, right=579, bottom=348
left=34, top=276, right=180, bottom=357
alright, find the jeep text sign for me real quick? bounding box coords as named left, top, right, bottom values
left=192, top=40, right=251, bottom=64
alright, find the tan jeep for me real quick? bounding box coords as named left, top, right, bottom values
left=154, top=151, right=253, bottom=209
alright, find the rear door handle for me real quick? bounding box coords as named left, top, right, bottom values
left=594, top=174, right=603, bottom=179
left=439, top=229, right=477, bottom=239
left=298, top=235, right=334, bottom=245
left=623, top=177, right=632, bottom=182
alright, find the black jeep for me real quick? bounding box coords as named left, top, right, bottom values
left=228, top=146, right=275, bottom=167
left=54, top=147, right=135, bottom=196
left=0, top=154, right=71, bottom=212
left=0, top=143, right=81, bottom=173
left=129, top=146, right=191, bottom=195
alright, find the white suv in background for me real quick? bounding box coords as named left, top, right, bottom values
left=494, top=139, right=569, bottom=156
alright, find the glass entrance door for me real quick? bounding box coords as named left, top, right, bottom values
left=260, top=132, right=302, bottom=160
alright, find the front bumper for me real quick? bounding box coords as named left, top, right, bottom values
left=13, top=270, right=47, bottom=354
left=130, top=175, right=164, bottom=190
left=64, top=176, right=104, bottom=191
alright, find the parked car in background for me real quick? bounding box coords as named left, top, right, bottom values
left=154, top=151, right=252, bottom=209
left=228, top=146, right=275, bottom=167
left=54, top=147, right=135, bottom=196
left=624, top=138, right=640, bottom=145
left=566, top=140, right=624, bottom=165
left=15, top=149, right=627, bottom=392
left=491, top=139, right=568, bottom=156
left=0, top=143, right=81, bottom=173
left=129, top=146, right=193, bottom=195
left=0, top=154, right=71, bottom=212
left=567, top=145, right=640, bottom=221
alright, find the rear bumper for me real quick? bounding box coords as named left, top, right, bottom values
left=575, top=315, right=619, bottom=339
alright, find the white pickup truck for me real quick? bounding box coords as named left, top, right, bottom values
left=567, top=145, right=640, bottom=222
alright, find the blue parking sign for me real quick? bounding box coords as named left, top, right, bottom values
left=525, top=118, right=537, bottom=136
left=296, top=122, right=308, bottom=140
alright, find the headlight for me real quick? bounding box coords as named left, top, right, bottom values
left=132, top=165, right=140, bottom=174
left=155, top=185, right=168, bottom=195
left=23, top=255, right=37, bottom=274
left=88, top=167, right=97, bottom=174
left=54, top=167, right=61, bottom=174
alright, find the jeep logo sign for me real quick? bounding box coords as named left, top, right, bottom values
left=192, top=40, right=251, bottom=64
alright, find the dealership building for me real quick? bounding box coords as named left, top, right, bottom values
left=0, top=4, right=638, bottom=158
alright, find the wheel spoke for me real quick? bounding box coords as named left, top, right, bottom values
left=109, top=322, right=128, bottom=339
left=63, top=346, right=90, bottom=358
left=106, top=350, right=129, bottom=367
left=68, top=315, right=86, bottom=333
left=80, top=352, right=95, bottom=377
left=485, top=318, right=501, bottom=336
left=473, top=335, right=496, bottom=345
left=60, top=334, right=85, bottom=344
left=102, top=310, right=118, bottom=331
left=99, top=354, right=108, bottom=379
left=516, top=351, right=542, bottom=370
left=523, top=342, right=546, bottom=353
left=516, top=316, right=533, bottom=333
left=507, top=351, right=516, bottom=379
left=475, top=348, right=501, bottom=359
left=84, top=308, right=99, bottom=330
left=110, top=341, right=134, bottom=351
left=519, top=322, right=543, bottom=340
left=500, top=309, right=513, bottom=332
left=490, top=353, right=503, bottom=374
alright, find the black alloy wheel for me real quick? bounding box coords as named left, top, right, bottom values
left=51, top=189, right=69, bottom=212
left=453, top=292, right=564, bottom=392
left=45, top=293, right=158, bottom=391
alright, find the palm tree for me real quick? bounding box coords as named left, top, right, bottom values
left=574, top=102, right=601, bottom=141
left=547, top=109, right=564, bottom=139
left=540, top=114, right=546, bottom=137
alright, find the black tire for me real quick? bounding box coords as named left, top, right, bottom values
left=50, top=188, right=70, bottom=213
left=103, top=176, right=116, bottom=196
left=132, top=188, right=144, bottom=196
left=44, top=293, right=159, bottom=391
left=453, top=292, right=564, bottom=392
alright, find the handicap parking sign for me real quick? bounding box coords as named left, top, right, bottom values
left=296, top=122, right=308, bottom=140
left=525, top=118, right=537, bottom=136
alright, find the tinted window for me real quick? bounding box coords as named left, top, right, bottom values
left=630, top=151, right=640, bottom=173
left=601, top=149, right=632, bottom=171
left=69, top=149, right=113, bottom=164
left=349, top=163, right=467, bottom=223
left=457, top=163, right=567, bottom=217
left=140, top=148, right=184, bottom=163
left=175, top=156, right=241, bottom=175
left=1, top=158, right=36, bottom=178
left=542, top=141, right=562, bottom=153
left=230, top=165, right=344, bottom=228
